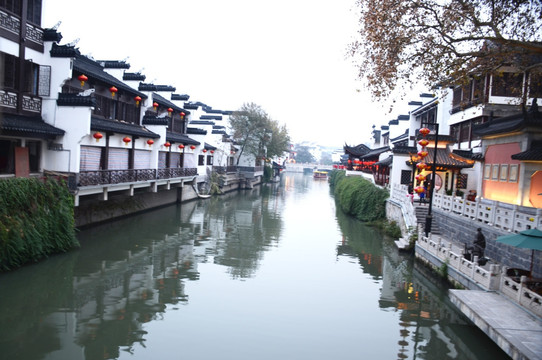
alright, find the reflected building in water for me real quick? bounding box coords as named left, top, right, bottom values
left=0, top=187, right=282, bottom=360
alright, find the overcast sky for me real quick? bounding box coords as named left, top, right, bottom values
left=42, top=0, right=413, bottom=148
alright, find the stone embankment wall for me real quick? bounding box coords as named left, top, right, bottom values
left=75, top=176, right=263, bottom=228
left=433, top=208, right=541, bottom=277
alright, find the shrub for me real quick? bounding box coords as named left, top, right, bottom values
left=333, top=174, right=389, bottom=222
left=0, top=178, right=78, bottom=271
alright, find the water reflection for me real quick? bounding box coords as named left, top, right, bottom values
left=0, top=174, right=509, bottom=360
left=335, top=206, right=508, bottom=360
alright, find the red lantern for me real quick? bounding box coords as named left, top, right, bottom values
left=190, top=145, right=196, bottom=150
left=109, top=86, right=118, bottom=98
left=164, top=142, right=171, bottom=148
left=202, top=149, right=207, bottom=153
left=93, top=132, right=103, bottom=142
left=419, top=127, right=430, bottom=136
left=134, top=96, right=142, bottom=106
left=348, top=159, right=352, bottom=164
left=416, top=162, right=428, bottom=170
left=418, top=150, right=428, bottom=158
left=180, top=112, right=185, bottom=119
left=78, top=74, right=88, bottom=87
left=123, top=136, right=131, bottom=145
left=168, top=107, right=173, bottom=115
left=414, top=186, right=425, bottom=194
left=416, top=174, right=426, bottom=182
left=210, top=150, right=214, bottom=154
left=418, top=139, right=429, bottom=147
left=178, top=144, right=185, bottom=149
left=153, top=102, right=159, bottom=110
left=230, top=151, right=234, bottom=154
left=147, top=139, right=154, bottom=146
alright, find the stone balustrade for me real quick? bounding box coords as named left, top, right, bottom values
left=391, top=183, right=542, bottom=233
left=417, top=230, right=542, bottom=317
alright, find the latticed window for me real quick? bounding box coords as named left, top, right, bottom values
left=492, top=72, right=523, bottom=97
left=529, top=71, right=542, bottom=99
left=0, top=0, right=22, bottom=14
left=0, top=52, right=17, bottom=90
left=400, top=170, right=412, bottom=185
left=457, top=174, right=468, bottom=189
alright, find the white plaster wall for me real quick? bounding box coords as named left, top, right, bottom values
left=0, top=37, right=18, bottom=56
left=43, top=106, right=92, bottom=173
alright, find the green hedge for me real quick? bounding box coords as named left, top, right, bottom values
left=330, top=170, right=389, bottom=222
left=0, top=178, right=79, bottom=271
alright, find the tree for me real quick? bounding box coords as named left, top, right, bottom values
left=229, top=103, right=290, bottom=165
left=350, top=0, right=542, bottom=102
left=265, top=120, right=291, bottom=160
left=294, top=146, right=315, bottom=164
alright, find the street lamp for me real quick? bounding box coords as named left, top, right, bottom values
left=421, top=122, right=439, bottom=236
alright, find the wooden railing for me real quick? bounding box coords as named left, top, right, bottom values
left=78, top=168, right=197, bottom=187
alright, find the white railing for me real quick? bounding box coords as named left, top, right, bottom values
left=391, top=184, right=542, bottom=233
left=433, top=192, right=542, bottom=232
left=500, top=274, right=542, bottom=317
left=417, top=231, right=542, bottom=317
left=390, top=184, right=417, bottom=230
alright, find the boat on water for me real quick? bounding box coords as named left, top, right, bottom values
left=313, top=170, right=328, bottom=179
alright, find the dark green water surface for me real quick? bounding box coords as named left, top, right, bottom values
left=0, top=174, right=508, bottom=359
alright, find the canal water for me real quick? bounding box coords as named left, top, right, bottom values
left=0, top=173, right=508, bottom=360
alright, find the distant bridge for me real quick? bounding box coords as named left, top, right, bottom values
left=283, top=163, right=333, bottom=173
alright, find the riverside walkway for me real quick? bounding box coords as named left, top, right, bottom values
left=413, top=224, right=542, bottom=360
left=450, top=290, right=542, bottom=360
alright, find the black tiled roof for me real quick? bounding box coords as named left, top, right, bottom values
left=187, top=127, right=207, bottom=135
left=166, top=132, right=199, bottom=145
left=416, top=133, right=457, bottom=143
left=213, top=125, right=226, bottom=129
left=452, top=149, right=484, bottom=161
left=204, top=143, right=217, bottom=150
left=123, top=72, right=146, bottom=81
left=390, top=129, right=409, bottom=142
left=398, top=115, right=410, bottom=121
left=0, top=114, right=64, bottom=139
left=212, top=130, right=227, bottom=135
left=420, top=93, right=435, bottom=98
left=183, top=103, right=199, bottom=110
left=152, top=93, right=184, bottom=112
left=190, top=120, right=214, bottom=125
left=473, top=101, right=542, bottom=137
left=50, top=43, right=80, bottom=57
left=389, top=119, right=399, bottom=125
left=91, top=117, right=159, bottom=138
left=142, top=115, right=169, bottom=126
left=57, top=93, right=96, bottom=107
left=43, top=28, right=62, bottom=42
left=73, top=55, right=146, bottom=97
left=375, top=156, right=393, bottom=166
left=138, top=83, right=176, bottom=92
left=408, top=101, right=422, bottom=106
left=200, top=115, right=222, bottom=120
left=392, top=145, right=418, bottom=155
left=96, top=60, right=130, bottom=69
left=171, top=94, right=190, bottom=101
left=511, top=148, right=542, bottom=161
left=344, top=143, right=371, bottom=156
left=512, top=140, right=542, bottom=160
left=359, top=146, right=390, bottom=160
left=406, top=148, right=474, bottom=168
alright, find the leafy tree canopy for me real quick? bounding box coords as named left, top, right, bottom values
left=350, top=0, right=542, bottom=101
left=229, top=102, right=290, bottom=165
left=294, top=146, right=316, bottom=164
